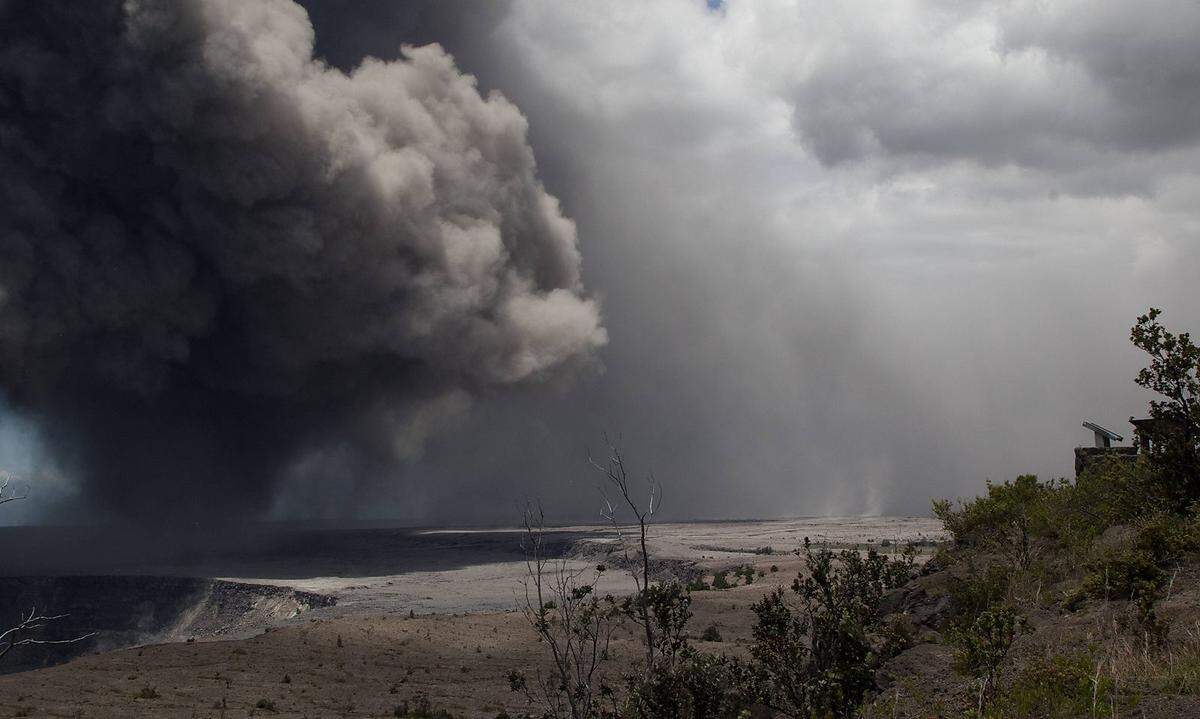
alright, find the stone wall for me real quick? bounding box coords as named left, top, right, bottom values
left=1074, top=446, right=1138, bottom=477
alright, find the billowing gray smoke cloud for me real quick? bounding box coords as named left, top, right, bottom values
left=283, top=0, right=1200, bottom=525
left=0, top=0, right=604, bottom=521
left=6, top=0, right=1200, bottom=528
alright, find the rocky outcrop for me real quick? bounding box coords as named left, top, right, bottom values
left=0, top=576, right=334, bottom=673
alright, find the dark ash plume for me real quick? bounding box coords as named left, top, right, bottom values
left=0, top=0, right=605, bottom=521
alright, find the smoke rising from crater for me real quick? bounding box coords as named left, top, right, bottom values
left=0, top=0, right=605, bottom=521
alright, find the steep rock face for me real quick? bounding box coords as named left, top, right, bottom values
left=0, top=576, right=334, bottom=672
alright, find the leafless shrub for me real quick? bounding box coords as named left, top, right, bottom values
left=511, top=501, right=621, bottom=719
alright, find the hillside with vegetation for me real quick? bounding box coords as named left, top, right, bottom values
left=513, top=308, right=1200, bottom=719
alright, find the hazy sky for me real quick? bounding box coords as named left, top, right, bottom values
left=2, top=0, right=1198, bottom=525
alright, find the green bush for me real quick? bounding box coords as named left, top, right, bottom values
left=624, top=651, right=751, bottom=719
left=394, top=693, right=453, bottom=719
left=946, top=564, right=1011, bottom=630
left=619, top=580, right=752, bottom=719
left=635, top=582, right=693, bottom=666
left=1065, top=456, right=1168, bottom=545
left=948, top=606, right=1024, bottom=709
left=933, top=475, right=1058, bottom=567
left=876, top=615, right=916, bottom=659
left=989, top=651, right=1115, bottom=719
left=933, top=460, right=1180, bottom=571
left=1072, top=511, right=1198, bottom=605
left=747, top=539, right=915, bottom=718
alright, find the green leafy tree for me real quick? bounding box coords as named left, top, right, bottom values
left=1130, top=308, right=1200, bottom=506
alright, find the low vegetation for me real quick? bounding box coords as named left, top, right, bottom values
left=920, top=308, right=1200, bottom=716
left=254, top=697, right=276, bottom=711
left=513, top=446, right=919, bottom=719
left=394, top=693, right=456, bottom=719
left=136, top=685, right=160, bottom=700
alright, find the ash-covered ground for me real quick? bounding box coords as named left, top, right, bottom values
left=0, top=517, right=942, bottom=670
left=0, top=517, right=944, bottom=715
left=252, top=516, right=945, bottom=615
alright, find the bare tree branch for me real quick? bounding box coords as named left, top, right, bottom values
left=588, top=435, right=660, bottom=672
left=513, top=500, right=618, bottom=719
left=0, top=473, right=96, bottom=665
left=0, top=472, right=29, bottom=507
left=0, top=606, right=96, bottom=662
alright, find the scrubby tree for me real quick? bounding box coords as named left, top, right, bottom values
left=513, top=501, right=621, bottom=719
left=590, top=439, right=748, bottom=717
left=748, top=540, right=916, bottom=718
left=516, top=440, right=755, bottom=719
left=949, top=606, right=1022, bottom=713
